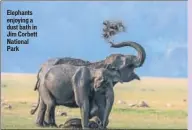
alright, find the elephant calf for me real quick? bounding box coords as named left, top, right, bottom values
left=31, top=64, right=122, bottom=128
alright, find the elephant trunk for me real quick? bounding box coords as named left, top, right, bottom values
left=110, top=41, right=146, bottom=68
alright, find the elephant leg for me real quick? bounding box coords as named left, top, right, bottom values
left=46, top=103, right=56, bottom=127
left=39, top=86, right=56, bottom=127
left=102, top=87, right=114, bottom=128
left=50, top=106, right=57, bottom=127
left=93, top=91, right=111, bottom=128
left=44, top=97, right=56, bottom=127
left=35, top=99, right=46, bottom=127
left=89, top=100, right=99, bottom=119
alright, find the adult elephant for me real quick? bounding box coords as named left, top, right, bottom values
left=31, top=64, right=122, bottom=128
left=34, top=41, right=145, bottom=91
left=31, top=41, right=145, bottom=128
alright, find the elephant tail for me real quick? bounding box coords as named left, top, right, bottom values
left=34, top=67, right=42, bottom=91
left=30, top=91, right=40, bottom=115
left=34, top=78, right=40, bottom=91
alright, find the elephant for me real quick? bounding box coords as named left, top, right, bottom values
left=31, top=64, right=122, bottom=128
left=34, top=41, right=145, bottom=91
left=31, top=41, right=146, bottom=128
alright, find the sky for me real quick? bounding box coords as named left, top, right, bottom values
left=1, top=1, right=188, bottom=78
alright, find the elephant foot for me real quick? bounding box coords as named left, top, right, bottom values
left=50, top=123, right=58, bottom=128
left=40, top=121, right=57, bottom=128
left=43, top=121, right=49, bottom=127
left=44, top=123, right=58, bottom=128
left=35, top=122, right=44, bottom=128
left=48, top=123, right=58, bottom=128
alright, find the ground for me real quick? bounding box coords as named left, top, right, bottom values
left=1, top=73, right=188, bottom=129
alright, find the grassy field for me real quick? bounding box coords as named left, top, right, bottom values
left=1, top=73, right=188, bottom=129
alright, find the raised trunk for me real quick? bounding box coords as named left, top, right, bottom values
left=110, top=41, right=146, bottom=67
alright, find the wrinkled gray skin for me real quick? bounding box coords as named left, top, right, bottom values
left=31, top=64, right=122, bottom=129
left=34, top=41, right=145, bottom=91
left=32, top=41, right=146, bottom=128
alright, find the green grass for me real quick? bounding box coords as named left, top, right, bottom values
left=1, top=73, right=188, bottom=129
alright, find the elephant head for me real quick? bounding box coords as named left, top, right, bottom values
left=93, top=67, right=122, bottom=92
left=104, top=41, right=146, bottom=83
